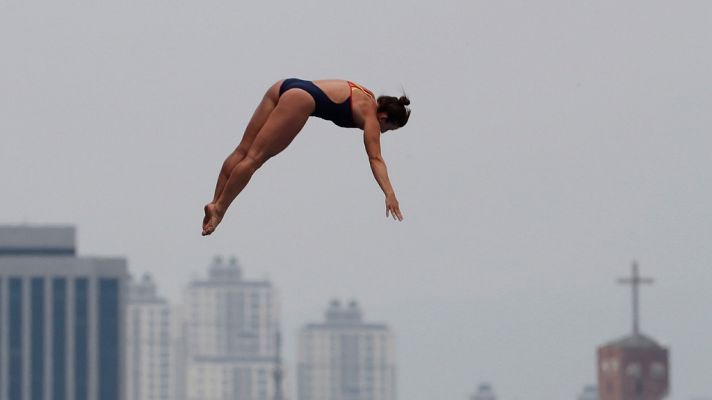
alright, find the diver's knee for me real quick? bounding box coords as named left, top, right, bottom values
left=242, top=152, right=270, bottom=173
left=232, top=147, right=248, bottom=161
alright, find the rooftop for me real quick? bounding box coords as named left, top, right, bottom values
left=189, top=255, right=271, bottom=288
left=129, top=273, right=167, bottom=304
left=302, top=299, right=390, bottom=331
left=0, top=225, right=76, bottom=256
left=603, top=333, right=664, bottom=349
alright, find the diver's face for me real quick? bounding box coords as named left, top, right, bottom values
left=378, top=114, right=400, bottom=133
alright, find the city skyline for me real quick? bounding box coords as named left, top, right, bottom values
left=0, top=225, right=708, bottom=400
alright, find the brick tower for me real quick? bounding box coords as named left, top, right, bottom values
left=597, top=262, right=669, bottom=400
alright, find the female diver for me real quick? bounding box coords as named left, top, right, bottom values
left=202, top=78, right=411, bottom=236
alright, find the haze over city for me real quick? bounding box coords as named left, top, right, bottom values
left=1, top=1, right=711, bottom=399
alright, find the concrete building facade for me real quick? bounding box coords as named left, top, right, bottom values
left=126, top=274, right=173, bottom=400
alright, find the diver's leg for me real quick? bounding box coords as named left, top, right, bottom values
left=210, top=80, right=284, bottom=202
left=202, top=89, right=314, bottom=235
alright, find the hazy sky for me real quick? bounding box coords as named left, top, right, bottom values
left=2, top=1, right=711, bottom=399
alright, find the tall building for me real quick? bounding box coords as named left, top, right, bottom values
left=470, top=383, right=496, bottom=400
left=298, top=300, right=396, bottom=400
left=0, top=225, right=127, bottom=400
left=126, top=273, right=173, bottom=400
left=183, top=256, right=282, bottom=400
left=597, top=262, right=669, bottom=400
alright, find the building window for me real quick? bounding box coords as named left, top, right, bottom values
left=601, top=359, right=619, bottom=374
left=75, top=278, right=89, bottom=400
left=53, top=278, right=67, bottom=400
left=31, top=278, right=45, bottom=400
left=99, top=278, right=120, bottom=400
left=625, top=362, right=642, bottom=378
left=650, top=362, right=666, bottom=378
left=9, top=278, right=23, bottom=400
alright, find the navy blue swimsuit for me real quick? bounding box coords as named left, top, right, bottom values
left=279, top=78, right=374, bottom=128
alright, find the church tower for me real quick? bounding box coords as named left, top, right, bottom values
left=597, top=262, right=669, bottom=400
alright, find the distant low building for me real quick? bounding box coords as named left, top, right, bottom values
left=577, top=385, right=599, bottom=400
left=471, top=383, right=496, bottom=400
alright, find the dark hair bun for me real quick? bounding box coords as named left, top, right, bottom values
left=376, top=94, right=411, bottom=127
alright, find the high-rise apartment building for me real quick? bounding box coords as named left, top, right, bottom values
left=298, top=300, right=396, bottom=400
left=0, top=225, right=127, bottom=400
left=182, top=256, right=282, bottom=400
left=126, top=273, right=173, bottom=400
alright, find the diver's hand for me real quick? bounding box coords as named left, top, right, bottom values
left=385, top=193, right=404, bottom=221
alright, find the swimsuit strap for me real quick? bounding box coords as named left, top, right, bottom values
left=347, top=81, right=375, bottom=100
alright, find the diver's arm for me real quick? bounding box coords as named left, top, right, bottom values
left=363, top=116, right=404, bottom=221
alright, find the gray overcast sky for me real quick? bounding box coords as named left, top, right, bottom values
left=1, top=0, right=711, bottom=399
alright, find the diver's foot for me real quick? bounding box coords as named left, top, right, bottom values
left=202, top=203, right=225, bottom=236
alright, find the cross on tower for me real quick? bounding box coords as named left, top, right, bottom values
left=617, top=261, right=654, bottom=336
